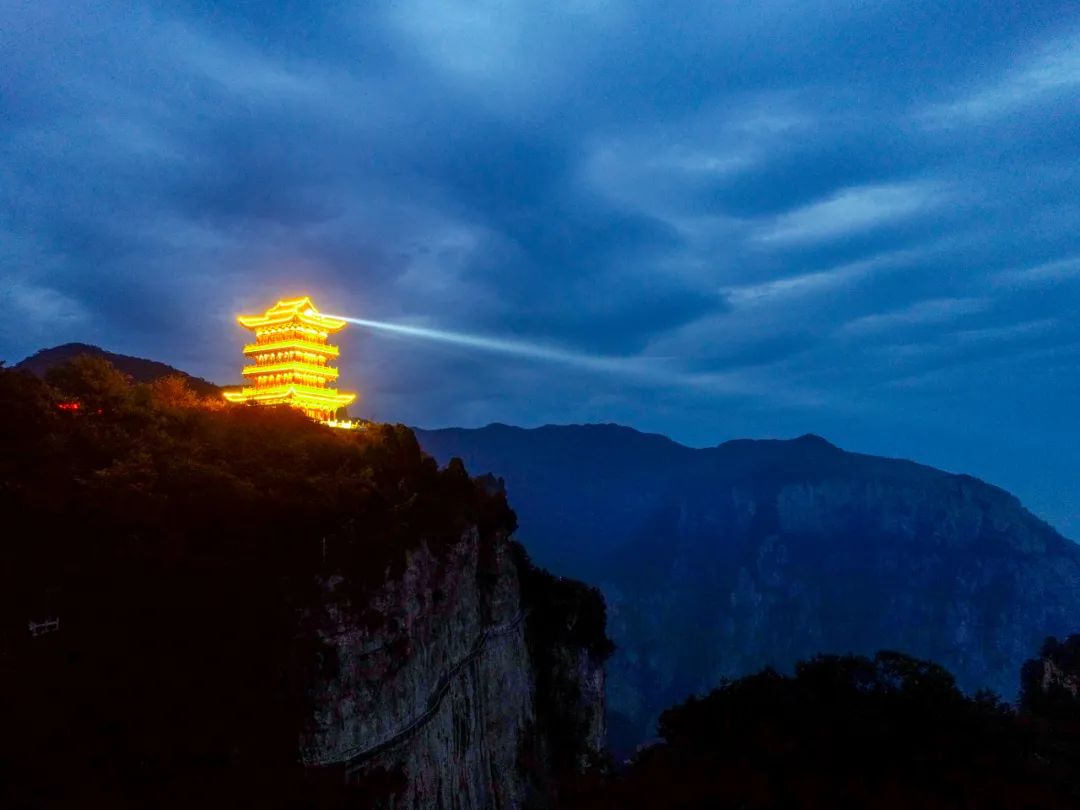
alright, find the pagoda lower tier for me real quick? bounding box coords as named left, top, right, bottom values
left=225, top=382, right=355, bottom=421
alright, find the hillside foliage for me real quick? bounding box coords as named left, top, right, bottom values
left=0, top=356, right=516, bottom=807
left=567, top=649, right=1080, bottom=808
left=16, top=342, right=221, bottom=396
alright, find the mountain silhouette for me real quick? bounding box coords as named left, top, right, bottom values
left=15, top=343, right=220, bottom=397
left=415, top=423, right=1080, bottom=752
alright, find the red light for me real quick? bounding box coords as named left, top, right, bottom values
left=57, top=401, right=81, bottom=411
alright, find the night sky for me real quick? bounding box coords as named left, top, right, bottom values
left=2, top=3, right=1078, bottom=537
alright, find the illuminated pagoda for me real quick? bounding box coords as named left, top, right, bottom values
left=223, top=296, right=357, bottom=422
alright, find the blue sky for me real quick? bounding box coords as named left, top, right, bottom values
left=2, top=2, right=1079, bottom=535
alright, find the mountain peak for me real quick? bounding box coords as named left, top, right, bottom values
left=15, top=343, right=220, bottom=397
left=715, top=433, right=840, bottom=453
left=792, top=433, right=838, bottom=449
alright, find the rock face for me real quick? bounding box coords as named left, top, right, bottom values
left=301, top=526, right=607, bottom=808
left=415, top=424, right=1080, bottom=753
left=1022, top=634, right=1080, bottom=705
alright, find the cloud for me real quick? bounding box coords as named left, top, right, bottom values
left=2, top=282, right=88, bottom=328
left=720, top=249, right=925, bottom=306
left=925, top=30, right=1080, bottom=124
left=753, top=182, right=948, bottom=245
left=949, top=318, right=1058, bottom=345
left=886, top=339, right=1080, bottom=392
left=840, top=297, right=987, bottom=335
left=994, top=255, right=1080, bottom=287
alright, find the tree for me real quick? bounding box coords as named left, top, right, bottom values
left=149, top=374, right=204, bottom=409
left=45, top=353, right=134, bottom=412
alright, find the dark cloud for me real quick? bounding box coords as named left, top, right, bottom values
left=1, top=1, right=1079, bottom=536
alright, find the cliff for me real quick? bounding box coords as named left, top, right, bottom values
left=301, top=525, right=609, bottom=808
left=0, top=359, right=608, bottom=808
left=415, top=424, right=1080, bottom=753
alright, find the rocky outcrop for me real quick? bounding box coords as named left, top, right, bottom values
left=301, top=526, right=608, bottom=808
left=1022, top=634, right=1080, bottom=711
left=1041, top=658, right=1080, bottom=698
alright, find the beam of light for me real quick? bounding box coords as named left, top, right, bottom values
left=324, top=313, right=643, bottom=374
left=320, top=312, right=785, bottom=400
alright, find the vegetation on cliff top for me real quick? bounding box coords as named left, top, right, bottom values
left=1022, top=634, right=1080, bottom=731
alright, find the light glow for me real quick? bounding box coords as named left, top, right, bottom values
left=224, top=297, right=357, bottom=421
left=325, top=418, right=363, bottom=430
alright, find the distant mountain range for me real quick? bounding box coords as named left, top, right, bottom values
left=415, top=423, right=1080, bottom=753
left=14, top=343, right=220, bottom=397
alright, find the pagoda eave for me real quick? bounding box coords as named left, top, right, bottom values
left=225, top=386, right=356, bottom=407
left=242, top=362, right=339, bottom=378
left=238, top=314, right=345, bottom=331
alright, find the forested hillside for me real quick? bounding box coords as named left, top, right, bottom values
left=0, top=358, right=609, bottom=808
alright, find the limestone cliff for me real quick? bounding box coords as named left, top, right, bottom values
left=301, top=526, right=609, bottom=808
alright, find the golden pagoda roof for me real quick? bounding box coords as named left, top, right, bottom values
left=236, top=297, right=347, bottom=332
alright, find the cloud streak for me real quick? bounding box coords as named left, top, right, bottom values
left=926, top=30, right=1080, bottom=123
left=840, top=297, right=987, bottom=336
left=754, top=182, right=948, bottom=245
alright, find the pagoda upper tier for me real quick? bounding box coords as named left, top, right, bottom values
left=223, top=297, right=357, bottom=422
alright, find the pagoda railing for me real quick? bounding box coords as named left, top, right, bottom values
left=243, top=362, right=339, bottom=378
left=244, top=339, right=338, bottom=356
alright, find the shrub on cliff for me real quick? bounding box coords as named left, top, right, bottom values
left=1020, top=633, right=1080, bottom=791
left=1021, top=635, right=1080, bottom=721
left=510, top=541, right=613, bottom=794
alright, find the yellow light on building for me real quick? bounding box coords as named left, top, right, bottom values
left=224, top=296, right=358, bottom=422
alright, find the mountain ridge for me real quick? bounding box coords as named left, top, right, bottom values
left=421, top=423, right=1047, bottom=535
left=14, top=343, right=221, bottom=397
left=414, top=421, right=1080, bottom=752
